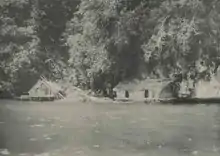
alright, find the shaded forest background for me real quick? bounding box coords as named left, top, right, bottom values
left=1, top=0, right=220, bottom=97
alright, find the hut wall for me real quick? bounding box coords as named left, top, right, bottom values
left=195, top=79, right=220, bottom=98
left=29, top=81, right=53, bottom=97
left=113, top=79, right=171, bottom=100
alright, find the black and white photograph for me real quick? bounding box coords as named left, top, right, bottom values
left=1, top=0, right=220, bottom=155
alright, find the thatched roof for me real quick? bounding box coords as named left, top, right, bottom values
left=28, top=76, right=65, bottom=99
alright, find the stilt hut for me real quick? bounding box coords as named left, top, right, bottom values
left=113, top=79, right=172, bottom=101
left=26, top=76, right=65, bottom=101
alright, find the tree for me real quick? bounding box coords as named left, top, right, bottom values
left=0, top=0, right=79, bottom=96
left=37, top=0, right=80, bottom=80
left=64, top=0, right=165, bottom=92
left=0, top=0, right=41, bottom=95
left=142, top=0, right=220, bottom=80
left=1, top=0, right=220, bottom=97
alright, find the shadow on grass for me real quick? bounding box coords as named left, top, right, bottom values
left=144, top=98, right=220, bottom=106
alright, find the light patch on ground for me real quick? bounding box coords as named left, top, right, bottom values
left=0, top=149, right=10, bottom=155
left=29, top=138, right=38, bottom=141
left=34, top=153, right=50, bottom=156
left=19, top=153, right=30, bottom=156
left=30, top=124, right=45, bottom=128
left=93, top=145, right=100, bottom=148
left=1, top=101, right=220, bottom=156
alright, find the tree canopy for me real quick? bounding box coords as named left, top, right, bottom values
left=1, top=0, right=220, bottom=96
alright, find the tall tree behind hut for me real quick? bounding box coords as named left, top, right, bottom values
left=0, top=0, right=41, bottom=96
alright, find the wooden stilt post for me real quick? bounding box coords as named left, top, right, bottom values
left=144, top=89, right=149, bottom=98
left=125, top=90, right=129, bottom=98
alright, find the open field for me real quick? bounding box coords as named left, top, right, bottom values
left=0, top=100, right=220, bottom=156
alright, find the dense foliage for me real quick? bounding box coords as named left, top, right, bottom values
left=0, top=0, right=79, bottom=96
left=1, top=0, right=220, bottom=97
left=0, top=0, right=40, bottom=96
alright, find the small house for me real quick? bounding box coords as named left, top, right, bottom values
left=195, top=76, right=220, bottom=98
left=27, top=76, right=65, bottom=100
left=113, top=79, right=172, bottom=101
